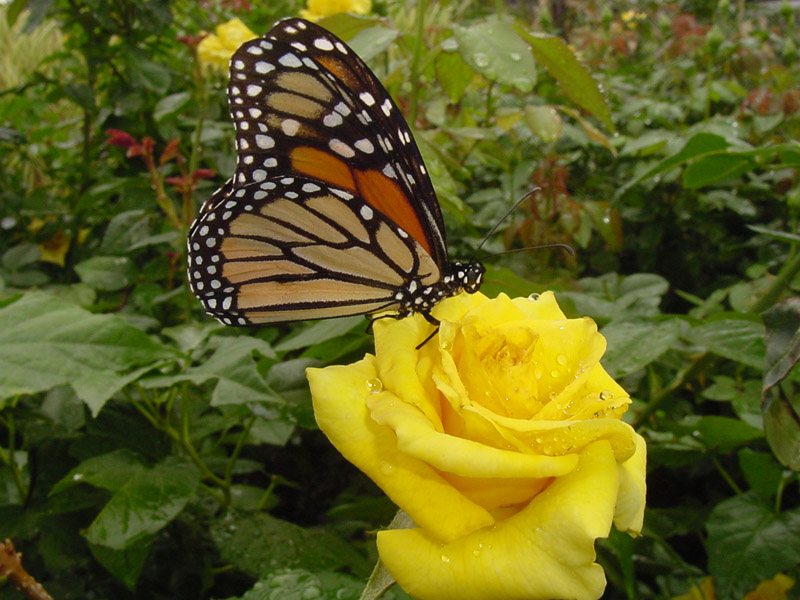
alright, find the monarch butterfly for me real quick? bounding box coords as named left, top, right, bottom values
left=187, top=17, right=484, bottom=333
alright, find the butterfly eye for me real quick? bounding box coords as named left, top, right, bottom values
left=187, top=17, right=484, bottom=334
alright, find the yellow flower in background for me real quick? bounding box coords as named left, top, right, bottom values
left=672, top=574, right=794, bottom=600
left=300, top=0, right=371, bottom=22
left=308, top=291, right=647, bottom=600
left=197, top=18, right=257, bottom=71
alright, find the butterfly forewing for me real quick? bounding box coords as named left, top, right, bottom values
left=225, top=18, right=447, bottom=263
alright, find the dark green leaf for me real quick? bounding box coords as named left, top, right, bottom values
left=688, top=318, right=765, bottom=369
left=435, top=48, right=474, bottom=104
left=615, top=133, right=731, bottom=199
left=89, top=534, right=154, bottom=590
left=210, top=511, right=369, bottom=577
left=274, top=316, right=363, bottom=352
left=0, top=293, right=175, bottom=414
left=454, top=19, right=537, bottom=92
left=762, top=393, right=800, bottom=471
left=683, top=153, right=754, bottom=189
left=50, top=449, right=147, bottom=495
left=601, top=320, right=684, bottom=378
left=707, top=493, right=800, bottom=600
left=74, top=256, right=135, bottom=291
left=85, top=457, right=200, bottom=550
left=762, top=298, right=800, bottom=393
left=515, top=27, right=612, bottom=130
left=690, top=415, right=763, bottom=450
left=738, top=449, right=785, bottom=497
left=143, top=336, right=279, bottom=406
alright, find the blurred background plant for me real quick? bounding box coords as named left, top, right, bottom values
left=1, top=0, right=799, bottom=599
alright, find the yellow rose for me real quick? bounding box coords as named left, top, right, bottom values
left=300, top=0, right=371, bottom=22
left=308, top=291, right=647, bottom=600
left=197, top=18, right=258, bottom=71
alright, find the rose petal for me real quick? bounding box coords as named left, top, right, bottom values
left=377, top=440, right=619, bottom=600
left=614, top=433, right=647, bottom=534
left=368, top=390, right=579, bottom=479
left=308, top=360, right=495, bottom=542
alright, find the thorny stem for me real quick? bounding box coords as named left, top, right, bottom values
left=0, top=539, right=54, bottom=600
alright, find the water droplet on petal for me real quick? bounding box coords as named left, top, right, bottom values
left=441, top=554, right=451, bottom=563
left=72, top=473, right=84, bottom=481
left=528, top=292, right=540, bottom=301
left=366, top=378, right=383, bottom=393
left=556, top=354, right=568, bottom=365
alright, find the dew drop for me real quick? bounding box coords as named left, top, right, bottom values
left=72, top=473, right=84, bottom=481
left=472, top=543, right=484, bottom=556
left=473, top=53, right=489, bottom=67
left=380, top=461, right=394, bottom=476
left=441, top=554, right=451, bottom=563
left=556, top=354, right=568, bottom=365
left=509, top=52, right=521, bottom=61
left=550, top=370, right=560, bottom=378
left=599, top=389, right=612, bottom=401
left=366, top=378, right=383, bottom=393
left=528, top=292, right=540, bottom=301
left=440, top=339, right=452, bottom=351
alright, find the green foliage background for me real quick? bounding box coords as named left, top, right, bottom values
left=1, top=0, right=800, bottom=599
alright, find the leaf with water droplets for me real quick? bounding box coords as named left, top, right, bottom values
left=515, top=27, right=613, bottom=131
left=453, top=19, right=536, bottom=92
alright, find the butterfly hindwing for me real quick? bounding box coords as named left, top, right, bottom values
left=188, top=176, right=441, bottom=325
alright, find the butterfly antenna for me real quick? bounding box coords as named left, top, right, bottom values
left=469, top=187, right=540, bottom=263
left=477, top=243, right=575, bottom=262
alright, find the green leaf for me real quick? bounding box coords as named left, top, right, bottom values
left=154, top=91, right=191, bottom=123
left=99, top=210, right=151, bottom=254
left=515, top=27, right=612, bottom=130
left=89, top=534, right=154, bottom=590
left=85, top=456, right=200, bottom=550
left=707, top=493, right=800, bottom=600
left=738, top=449, right=785, bottom=497
left=210, top=511, right=369, bottom=577
left=274, top=316, right=363, bottom=352
left=524, top=105, right=562, bottom=143
left=454, top=19, right=537, bottom=92
left=74, top=256, right=135, bottom=291
left=762, top=298, right=800, bottom=393
left=50, top=449, right=147, bottom=495
left=683, top=153, right=754, bottom=189
left=0, top=293, right=175, bottom=414
left=224, top=570, right=369, bottom=600
left=688, top=415, right=763, bottom=450
left=143, top=336, right=279, bottom=406
left=615, top=133, right=731, bottom=199
left=600, top=319, right=684, bottom=378
left=435, top=48, right=474, bottom=104
left=688, top=318, right=765, bottom=370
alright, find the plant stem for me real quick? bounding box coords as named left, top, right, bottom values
left=408, top=0, right=427, bottom=126
left=749, top=250, right=800, bottom=314
left=632, top=353, right=715, bottom=429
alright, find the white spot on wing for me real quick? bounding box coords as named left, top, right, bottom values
left=281, top=119, right=301, bottom=136
left=354, top=139, right=374, bottom=153
left=329, top=139, right=355, bottom=158
left=278, top=53, right=302, bottom=68
left=314, top=38, right=334, bottom=51
left=359, top=92, right=375, bottom=106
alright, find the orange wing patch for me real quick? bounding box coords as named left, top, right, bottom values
left=354, top=168, right=431, bottom=256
